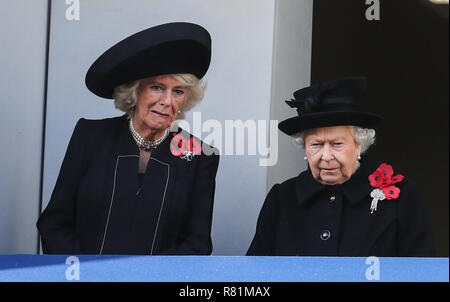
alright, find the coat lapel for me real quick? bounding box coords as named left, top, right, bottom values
left=100, top=116, right=139, bottom=254
left=135, top=132, right=177, bottom=254
left=100, top=117, right=180, bottom=254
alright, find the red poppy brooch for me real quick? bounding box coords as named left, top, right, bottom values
left=170, top=133, right=202, bottom=162
left=368, top=163, right=404, bottom=214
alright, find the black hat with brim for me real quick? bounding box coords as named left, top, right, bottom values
left=85, top=22, right=212, bottom=99
left=278, top=77, right=383, bottom=135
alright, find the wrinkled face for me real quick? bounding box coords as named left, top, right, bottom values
left=304, top=126, right=361, bottom=186
left=134, top=75, right=188, bottom=135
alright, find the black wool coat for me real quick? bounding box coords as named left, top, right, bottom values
left=37, top=115, right=219, bottom=255
left=247, top=159, right=435, bottom=257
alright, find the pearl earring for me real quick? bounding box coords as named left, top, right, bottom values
left=357, top=155, right=361, bottom=160
left=304, top=156, right=307, bottom=160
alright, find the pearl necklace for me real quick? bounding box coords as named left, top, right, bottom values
left=129, top=118, right=169, bottom=151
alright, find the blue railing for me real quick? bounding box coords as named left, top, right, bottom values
left=0, top=255, right=448, bottom=282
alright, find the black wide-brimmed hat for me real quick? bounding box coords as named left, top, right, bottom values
left=85, top=22, right=212, bottom=99
left=278, top=77, right=383, bottom=135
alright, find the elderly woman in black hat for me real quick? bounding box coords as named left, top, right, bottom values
left=37, top=23, right=219, bottom=255
left=247, top=77, right=435, bottom=257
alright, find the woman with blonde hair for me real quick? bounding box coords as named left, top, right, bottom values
left=38, top=22, right=219, bottom=255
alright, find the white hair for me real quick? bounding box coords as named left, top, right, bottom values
left=292, top=126, right=376, bottom=154
left=112, top=73, right=206, bottom=119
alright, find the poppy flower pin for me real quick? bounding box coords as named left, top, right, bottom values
left=368, top=163, right=404, bottom=214
left=170, top=133, right=202, bottom=162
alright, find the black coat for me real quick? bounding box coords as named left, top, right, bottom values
left=37, top=115, right=219, bottom=255
left=247, top=159, right=435, bottom=257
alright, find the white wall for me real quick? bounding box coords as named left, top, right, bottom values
left=0, top=0, right=48, bottom=253
left=267, top=0, right=312, bottom=189
left=0, top=0, right=312, bottom=255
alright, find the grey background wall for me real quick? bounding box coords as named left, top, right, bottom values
left=267, top=0, right=312, bottom=190
left=0, top=0, right=313, bottom=254
left=0, top=0, right=48, bottom=253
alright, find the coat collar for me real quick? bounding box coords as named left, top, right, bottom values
left=116, top=114, right=139, bottom=156
left=115, top=114, right=182, bottom=163
left=296, top=159, right=378, bottom=206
